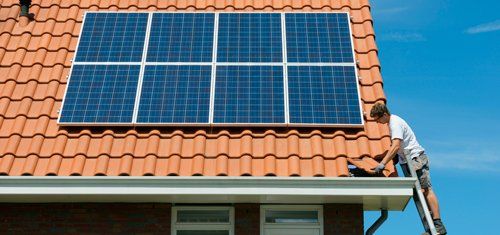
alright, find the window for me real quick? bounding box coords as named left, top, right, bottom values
left=261, top=205, right=323, bottom=235
left=172, top=207, right=234, bottom=235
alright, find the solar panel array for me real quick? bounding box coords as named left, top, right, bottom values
left=59, top=12, right=362, bottom=126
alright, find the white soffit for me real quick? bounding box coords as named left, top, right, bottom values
left=0, top=177, right=416, bottom=211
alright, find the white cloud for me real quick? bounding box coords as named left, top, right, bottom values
left=465, top=20, right=500, bottom=34
left=425, top=140, right=500, bottom=173
left=430, top=152, right=500, bottom=173
left=379, top=32, right=426, bottom=42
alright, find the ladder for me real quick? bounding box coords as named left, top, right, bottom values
left=401, top=159, right=438, bottom=235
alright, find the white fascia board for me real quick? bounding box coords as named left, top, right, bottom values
left=0, top=177, right=416, bottom=211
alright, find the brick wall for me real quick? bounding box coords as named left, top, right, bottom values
left=0, top=203, right=363, bottom=234
left=324, top=204, right=364, bottom=235
left=235, top=203, right=260, bottom=235
left=0, top=203, right=171, bottom=235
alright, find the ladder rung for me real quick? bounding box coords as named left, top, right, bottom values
left=401, top=161, right=438, bottom=235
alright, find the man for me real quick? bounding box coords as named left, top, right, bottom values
left=370, top=102, right=447, bottom=235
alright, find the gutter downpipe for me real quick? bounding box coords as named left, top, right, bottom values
left=366, top=209, right=388, bottom=235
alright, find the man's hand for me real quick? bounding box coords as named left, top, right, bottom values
left=372, top=163, right=385, bottom=174
left=373, top=139, right=401, bottom=175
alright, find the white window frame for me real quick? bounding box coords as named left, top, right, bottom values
left=171, top=206, right=235, bottom=235
left=260, top=205, right=324, bottom=235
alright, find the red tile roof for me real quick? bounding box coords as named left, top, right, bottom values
left=0, top=0, right=397, bottom=177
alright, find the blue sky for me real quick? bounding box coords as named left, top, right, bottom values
left=364, top=0, right=500, bottom=234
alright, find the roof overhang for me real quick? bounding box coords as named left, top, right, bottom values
left=0, top=177, right=415, bottom=211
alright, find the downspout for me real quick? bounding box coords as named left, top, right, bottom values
left=365, top=210, right=388, bottom=235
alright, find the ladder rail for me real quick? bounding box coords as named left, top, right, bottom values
left=401, top=157, right=438, bottom=235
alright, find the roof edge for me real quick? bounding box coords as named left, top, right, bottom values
left=0, top=176, right=415, bottom=210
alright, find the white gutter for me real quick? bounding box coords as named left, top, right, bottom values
left=0, top=177, right=416, bottom=211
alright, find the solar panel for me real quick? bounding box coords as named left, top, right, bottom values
left=217, top=13, right=282, bottom=62
left=287, top=66, right=362, bottom=124
left=137, top=65, right=212, bottom=123
left=61, top=12, right=362, bottom=126
left=75, top=13, right=148, bottom=62
left=213, top=66, right=285, bottom=123
left=285, top=13, right=354, bottom=63
left=147, top=13, right=215, bottom=62
left=59, top=65, right=140, bottom=123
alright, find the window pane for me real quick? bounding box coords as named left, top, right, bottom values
left=265, top=210, right=319, bottom=223
left=177, top=230, right=229, bottom=235
left=177, top=210, right=230, bottom=223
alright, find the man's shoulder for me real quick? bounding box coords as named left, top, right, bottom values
left=391, top=114, right=403, bottom=120
left=390, top=114, right=405, bottom=125
left=394, top=114, right=412, bottom=123
left=390, top=115, right=410, bottom=131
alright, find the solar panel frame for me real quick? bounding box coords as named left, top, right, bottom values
left=59, top=11, right=364, bottom=127
left=281, top=13, right=290, bottom=124
left=130, top=12, right=153, bottom=124
left=208, top=13, right=219, bottom=124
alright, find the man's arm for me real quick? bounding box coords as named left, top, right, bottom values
left=373, top=138, right=401, bottom=173
left=381, top=138, right=401, bottom=165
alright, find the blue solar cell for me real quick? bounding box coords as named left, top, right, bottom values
left=285, top=13, right=354, bottom=63
left=137, top=65, right=212, bottom=123
left=59, top=65, right=140, bottom=123
left=217, top=13, right=282, bottom=62
left=288, top=66, right=362, bottom=124
left=147, top=13, right=215, bottom=62
left=75, top=13, right=148, bottom=62
left=214, top=66, right=285, bottom=123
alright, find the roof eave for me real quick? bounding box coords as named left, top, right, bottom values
left=0, top=176, right=415, bottom=211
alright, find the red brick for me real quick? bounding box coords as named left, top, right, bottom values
left=0, top=203, right=171, bottom=235
left=324, top=204, right=364, bottom=235
left=235, top=204, right=260, bottom=235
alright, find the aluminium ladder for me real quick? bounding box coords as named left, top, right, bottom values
left=400, top=157, right=438, bottom=235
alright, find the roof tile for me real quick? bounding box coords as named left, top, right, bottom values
left=45, top=155, right=63, bottom=175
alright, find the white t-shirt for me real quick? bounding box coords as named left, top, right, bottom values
left=389, top=115, right=425, bottom=163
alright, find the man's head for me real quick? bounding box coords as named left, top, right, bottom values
left=370, top=102, right=390, bottom=124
